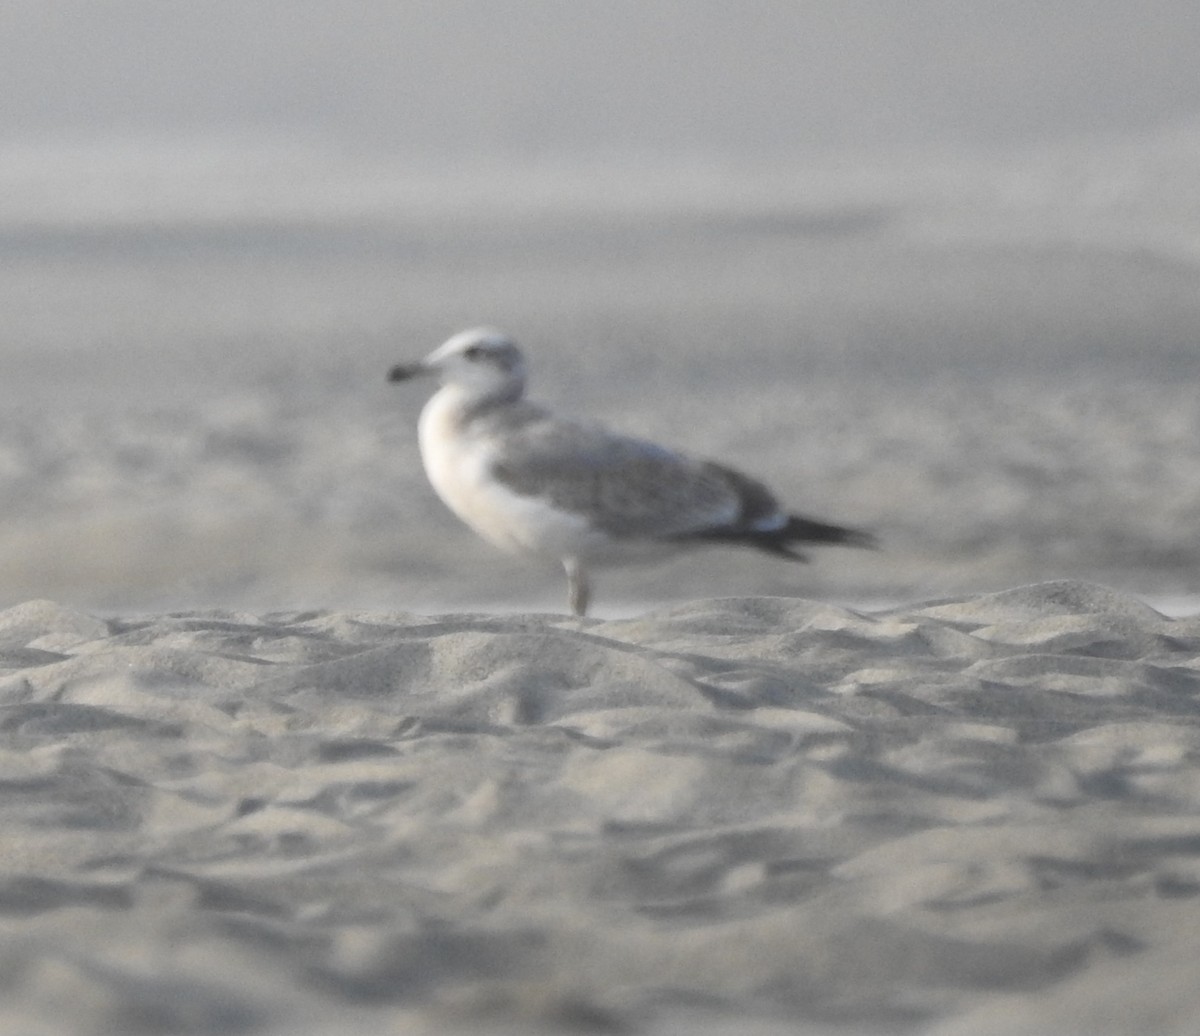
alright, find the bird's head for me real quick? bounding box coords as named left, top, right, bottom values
left=388, top=327, right=527, bottom=403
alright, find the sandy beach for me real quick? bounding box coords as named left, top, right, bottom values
left=3, top=11, right=1199, bottom=1032
left=2, top=580, right=1198, bottom=1034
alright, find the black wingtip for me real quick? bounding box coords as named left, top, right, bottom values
left=782, top=516, right=879, bottom=551
left=685, top=518, right=877, bottom=559
left=842, top=528, right=881, bottom=551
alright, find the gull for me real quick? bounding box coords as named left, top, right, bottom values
left=388, top=328, right=874, bottom=616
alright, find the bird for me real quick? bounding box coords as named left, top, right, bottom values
left=388, top=328, right=874, bottom=616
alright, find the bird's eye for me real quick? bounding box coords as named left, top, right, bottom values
left=464, top=345, right=483, bottom=361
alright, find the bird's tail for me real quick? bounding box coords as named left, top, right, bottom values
left=744, top=515, right=878, bottom=561
left=686, top=513, right=877, bottom=560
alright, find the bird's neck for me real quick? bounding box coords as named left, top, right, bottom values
left=433, top=381, right=524, bottom=424
left=421, top=382, right=523, bottom=440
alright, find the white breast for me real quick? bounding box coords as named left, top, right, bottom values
left=417, top=389, right=597, bottom=560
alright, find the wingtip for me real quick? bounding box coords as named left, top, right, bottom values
left=847, top=528, right=881, bottom=551
left=780, top=516, right=879, bottom=551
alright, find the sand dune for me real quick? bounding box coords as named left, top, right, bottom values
left=1, top=581, right=1199, bottom=1034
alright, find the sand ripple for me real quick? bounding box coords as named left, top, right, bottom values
left=1, top=581, right=1199, bottom=1034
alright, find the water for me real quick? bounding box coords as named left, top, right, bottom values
left=2, top=134, right=1199, bottom=614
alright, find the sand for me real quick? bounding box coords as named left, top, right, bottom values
left=2, top=580, right=1199, bottom=1034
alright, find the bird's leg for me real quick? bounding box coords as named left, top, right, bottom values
left=563, top=557, right=590, bottom=617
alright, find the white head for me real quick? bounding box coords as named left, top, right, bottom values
left=388, top=327, right=527, bottom=404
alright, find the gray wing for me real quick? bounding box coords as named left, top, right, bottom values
left=481, top=409, right=780, bottom=540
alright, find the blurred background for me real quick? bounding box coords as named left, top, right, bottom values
left=1, top=0, right=1199, bottom=614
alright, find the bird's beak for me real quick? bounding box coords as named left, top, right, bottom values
left=387, top=360, right=431, bottom=383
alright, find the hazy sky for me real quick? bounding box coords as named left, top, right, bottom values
left=3, top=1, right=1200, bottom=161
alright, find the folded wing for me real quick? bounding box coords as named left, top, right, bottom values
left=485, top=411, right=873, bottom=555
